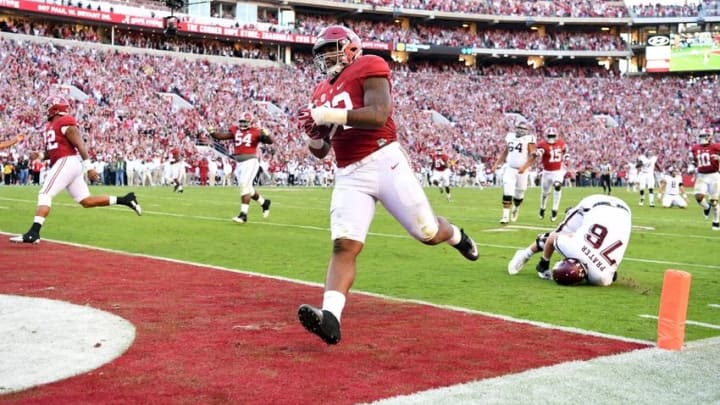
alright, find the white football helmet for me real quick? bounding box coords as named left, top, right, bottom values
left=545, top=127, right=558, bottom=144
left=697, top=128, right=712, bottom=145
left=515, top=121, right=530, bottom=138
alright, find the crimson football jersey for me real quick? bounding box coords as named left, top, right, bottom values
left=227, top=126, right=267, bottom=155
left=309, top=54, right=397, bottom=168
left=432, top=153, right=449, bottom=171
left=691, top=143, right=720, bottom=174
left=537, top=139, right=567, bottom=171
left=45, top=115, right=80, bottom=165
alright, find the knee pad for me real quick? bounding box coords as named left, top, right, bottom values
left=711, top=199, right=719, bottom=207
left=648, top=188, right=654, bottom=194
left=502, top=195, right=512, bottom=204
left=553, top=182, right=562, bottom=192
left=513, top=197, right=524, bottom=206
left=38, top=194, right=52, bottom=207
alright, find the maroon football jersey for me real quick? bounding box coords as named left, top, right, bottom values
left=309, top=55, right=397, bottom=168
left=45, top=115, right=79, bottom=165
left=691, top=143, right=720, bottom=174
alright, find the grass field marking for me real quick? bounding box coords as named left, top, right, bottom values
left=709, top=304, right=720, bottom=309
left=0, top=231, right=653, bottom=346
left=4, top=196, right=720, bottom=270
left=638, top=314, right=720, bottom=330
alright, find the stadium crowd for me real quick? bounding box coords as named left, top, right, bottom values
left=0, top=13, right=719, bottom=190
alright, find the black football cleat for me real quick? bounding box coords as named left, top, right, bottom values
left=298, top=304, right=341, bottom=345
left=262, top=199, right=271, bottom=218
left=233, top=212, right=248, bottom=223
left=121, top=192, right=142, bottom=216
left=452, top=228, right=479, bottom=261
left=9, top=232, right=40, bottom=244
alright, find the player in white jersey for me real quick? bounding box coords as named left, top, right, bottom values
left=508, top=194, right=631, bottom=286
left=658, top=167, right=688, bottom=208
left=626, top=161, right=638, bottom=192
left=636, top=150, right=658, bottom=207
left=491, top=121, right=537, bottom=224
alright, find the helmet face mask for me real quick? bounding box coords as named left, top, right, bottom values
left=515, top=122, right=530, bottom=137
left=238, top=112, right=253, bottom=130
left=313, top=25, right=362, bottom=77
left=698, top=129, right=712, bottom=145
left=45, top=95, right=70, bottom=121
left=545, top=128, right=558, bottom=144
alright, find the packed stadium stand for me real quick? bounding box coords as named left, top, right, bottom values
left=0, top=0, right=718, bottom=187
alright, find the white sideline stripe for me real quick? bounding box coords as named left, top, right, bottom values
left=0, top=231, right=650, bottom=346
left=3, top=198, right=720, bottom=271
left=709, top=304, right=720, bottom=309
left=638, top=314, right=720, bottom=330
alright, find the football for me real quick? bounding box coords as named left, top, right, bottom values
left=314, top=124, right=343, bottom=140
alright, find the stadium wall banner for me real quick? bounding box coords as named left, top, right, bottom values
left=0, top=0, right=393, bottom=49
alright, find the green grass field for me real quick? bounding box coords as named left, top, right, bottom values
left=670, top=45, right=720, bottom=71
left=1, top=184, right=718, bottom=343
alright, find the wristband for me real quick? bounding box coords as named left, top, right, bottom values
left=308, top=139, right=325, bottom=149
left=311, top=107, right=347, bottom=126
left=82, top=159, right=93, bottom=172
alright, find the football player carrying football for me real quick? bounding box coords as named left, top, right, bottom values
left=9, top=95, right=141, bottom=245
left=209, top=112, right=273, bottom=223
left=490, top=120, right=537, bottom=224
left=508, top=194, right=632, bottom=286
left=296, top=25, right=479, bottom=345
left=690, top=128, right=720, bottom=230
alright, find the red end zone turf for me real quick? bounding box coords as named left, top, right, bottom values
left=0, top=241, right=649, bottom=404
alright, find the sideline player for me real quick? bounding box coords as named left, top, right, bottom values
left=507, top=194, right=631, bottom=286
left=535, top=127, right=567, bottom=222
left=637, top=150, right=658, bottom=207
left=209, top=112, right=273, bottom=223
left=690, top=128, right=720, bottom=230
left=491, top=121, right=536, bottom=224
left=296, top=25, right=479, bottom=344
left=9, top=96, right=141, bottom=244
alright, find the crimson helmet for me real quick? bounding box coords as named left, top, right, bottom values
left=545, top=127, right=558, bottom=144
left=552, top=258, right=587, bottom=286
left=697, top=128, right=712, bottom=145
left=238, top=112, right=254, bottom=130
left=45, top=95, right=70, bottom=121
left=313, top=25, right=362, bottom=77
left=515, top=121, right=530, bottom=137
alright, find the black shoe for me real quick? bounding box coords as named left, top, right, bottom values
left=298, top=304, right=341, bottom=345
left=538, top=209, right=545, bottom=220
left=452, top=228, right=479, bottom=261
left=122, top=192, right=142, bottom=216
left=704, top=207, right=711, bottom=220
left=9, top=232, right=40, bottom=244
left=173, top=184, right=178, bottom=192
left=551, top=210, right=558, bottom=222
left=233, top=212, right=248, bottom=223
left=262, top=199, right=271, bottom=218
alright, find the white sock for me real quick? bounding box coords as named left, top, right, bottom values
left=322, top=290, right=346, bottom=323
left=109, top=196, right=117, bottom=205
left=34, top=216, right=46, bottom=225
left=447, top=224, right=462, bottom=246
left=257, top=196, right=265, bottom=205
left=502, top=207, right=510, bottom=218
left=241, top=203, right=250, bottom=214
